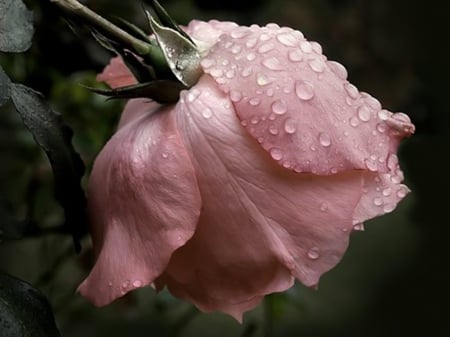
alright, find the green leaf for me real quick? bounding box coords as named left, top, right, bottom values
left=0, top=66, right=11, bottom=107
left=10, top=84, right=87, bottom=252
left=0, top=272, right=61, bottom=337
left=0, top=0, right=34, bottom=52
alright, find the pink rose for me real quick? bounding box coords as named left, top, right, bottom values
left=79, top=20, right=414, bottom=321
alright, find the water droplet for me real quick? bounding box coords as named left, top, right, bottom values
left=202, top=108, right=213, bottom=119
left=224, top=70, right=235, bottom=79
left=259, top=33, right=271, bottom=41
left=201, top=58, right=215, bottom=68
left=328, top=61, right=348, bottom=80
left=266, top=88, right=274, bottom=96
left=295, top=80, right=314, bottom=100
left=269, top=125, right=279, bottom=135
left=257, top=42, right=275, bottom=53
left=344, top=82, right=359, bottom=99
left=357, top=105, right=371, bottom=122
left=383, top=204, right=395, bottom=213
left=397, top=188, right=407, bottom=198
left=262, top=57, right=284, bottom=70
left=310, top=145, right=317, bottom=152
left=270, top=147, right=283, bottom=160
left=288, top=49, right=303, bottom=62
left=271, top=99, right=288, bottom=115
left=186, top=88, right=201, bottom=102
left=320, top=203, right=328, bottom=211
left=284, top=118, right=297, bottom=134
left=222, top=59, right=230, bottom=66
left=249, top=97, right=261, bottom=106
left=241, top=66, right=253, bottom=77
left=210, top=68, right=224, bottom=78
left=230, top=90, right=243, bottom=102
left=231, top=45, right=242, bottom=54
left=309, top=59, right=325, bottom=73
left=300, top=40, right=312, bottom=53
left=162, top=152, right=169, bottom=159
left=108, top=281, right=113, bottom=287
left=387, top=154, right=399, bottom=170
left=319, top=132, right=332, bottom=147
left=364, top=95, right=381, bottom=110
left=353, top=223, right=365, bottom=231
left=246, top=38, right=258, bottom=48
left=250, top=116, right=259, bottom=124
left=122, top=280, right=130, bottom=288
left=231, top=27, right=249, bottom=39
left=246, top=52, right=256, bottom=61
left=382, top=187, right=392, bottom=196
left=133, top=280, right=143, bottom=288
left=378, top=109, right=390, bottom=121
left=224, top=41, right=233, bottom=49
left=311, top=41, right=323, bottom=54
left=350, top=117, right=359, bottom=127
left=307, top=247, right=320, bottom=260
left=376, top=123, right=387, bottom=133
left=276, top=33, right=298, bottom=47
left=257, top=73, right=273, bottom=86
left=364, top=158, right=378, bottom=172
left=373, top=197, right=383, bottom=206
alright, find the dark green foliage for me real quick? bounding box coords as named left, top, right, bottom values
left=0, top=0, right=33, bottom=52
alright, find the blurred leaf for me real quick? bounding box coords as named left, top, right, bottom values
left=0, top=272, right=61, bottom=337
left=0, top=65, right=11, bottom=106
left=0, top=0, right=34, bottom=52
left=10, top=84, right=86, bottom=251
left=0, top=200, right=31, bottom=239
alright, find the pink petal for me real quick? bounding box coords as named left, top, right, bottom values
left=199, top=24, right=414, bottom=175
left=155, top=76, right=391, bottom=320
left=78, top=102, right=201, bottom=306
left=96, top=56, right=137, bottom=88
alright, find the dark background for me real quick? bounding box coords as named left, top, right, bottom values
left=1, top=0, right=449, bottom=336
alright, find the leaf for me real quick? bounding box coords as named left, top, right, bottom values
left=0, top=272, right=61, bottom=337
left=0, top=199, right=32, bottom=239
left=10, top=84, right=87, bottom=252
left=0, top=65, right=11, bottom=107
left=0, top=0, right=34, bottom=52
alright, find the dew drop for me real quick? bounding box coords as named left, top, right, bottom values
left=271, top=99, right=288, bottom=115
left=397, top=188, right=408, bottom=198
left=210, top=68, right=224, bottom=78
left=201, top=58, right=215, bottom=68
left=231, top=45, right=242, bottom=54
left=270, top=147, right=283, bottom=160
left=249, top=97, right=261, bottom=106
left=378, top=109, right=390, bottom=120
left=230, top=90, right=243, bottom=102
left=383, top=204, right=395, bottom=213
left=365, top=95, right=382, bottom=110
left=357, top=105, right=371, bottom=122
left=269, top=125, right=279, bottom=135
left=257, top=73, right=273, bottom=86
left=241, top=66, right=253, bottom=77
left=246, top=38, right=258, bottom=48
left=300, top=40, right=312, bottom=53
left=284, top=118, right=297, bottom=134
left=257, top=42, right=275, bottom=54
left=307, top=247, right=320, bottom=260
left=225, top=70, right=235, bottom=79
left=108, top=281, right=113, bottom=287
left=259, top=33, right=271, bottom=41
left=295, top=80, right=314, bottom=100
left=122, top=280, right=130, bottom=289
left=382, top=187, right=392, bottom=196
left=320, top=203, right=328, bottom=211
left=349, top=117, right=359, bottom=127
left=353, top=223, right=365, bottom=231
left=364, top=158, right=378, bottom=172
left=328, top=61, right=348, bottom=80
left=373, top=197, right=383, bottom=206
left=376, top=123, right=387, bottom=133
left=202, top=108, right=213, bottom=119
left=246, top=52, right=256, bottom=61
left=133, top=280, right=143, bottom=288
left=288, top=49, right=303, bottom=62
left=319, top=132, right=332, bottom=147
left=276, top=33, right=298, bottom=47
left=222, top=59, right=230, bottom=66
left=250, top=116, right=259, bottom=124
left=309, top=59, right=325, bottom=73
left=231, top=27, right=249, bottom=39
left=387, top=154, right=399, bottom=170
left=266, top=88, right=274, bottom=96
left=262, top=57, right=284, bottom=70
left=344, top=82, right=359, bottom=99
left=161, top=152, right=169, bottom=159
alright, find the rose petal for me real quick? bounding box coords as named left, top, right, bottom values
left=198, top=23, right=414, bottom=175
left=96, top=56, right=137, bottom=88
left=153, top=76, right=388, bottom=319
left=78, top=102, right=201, bottom=306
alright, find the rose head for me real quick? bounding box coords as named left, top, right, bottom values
left=79, top=20, right=414, bottom=321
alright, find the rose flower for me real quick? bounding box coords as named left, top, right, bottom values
left=78, top=19, right=414, bottom=321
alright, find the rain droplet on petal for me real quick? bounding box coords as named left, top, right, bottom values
left=202, top=108, right=213, bottom=119
left=387, top=154, right=399, bottom=170
left=307, top=247, right=320, bottom=260
left=162, top=152, right=169, bottom=159
left=378, top=109, right=391, bottom=120
left=246, top=38, right=258, bottom=48
left=259, top=33, right=271, bottom=41
left=376, top=123, right=387, bottom=133
left=231, top=27, right=249, bottom=39
left=225, top=69, right=235, bottom=79
left=319, top=132, right=332, bottom=147
left=270, top=147, right=283, bottom=160
left=288, top=49, right=303, bottom=62
left=353, top=223, right=365, bottom=231
left=357, top=105, right=372, bottom=122
left=383, top=204, right=395, bottom=213
left=271, top=99, right=288, bottom=115
left=186, top=88, right=201, bottom=102
left=300, top=40, right=312, bottom=53
left=241, top=66, right=253, bottom=77
left=344, top=82, right=359, bottom=99
left=364, top=158, right=378, bottom=172
left=257, top=42, right=275, bottom=53
left=269, top=125, right=279, bottom=135
left=350, top=117, right=359, bottom=127
left=373, top=197, right=383, bottom=206
left=284, top=118, right=297, bottom=134
left=230, top=90, right=243, bottom=102
left=201, top=58, right=215, bottom=68
left=397, top=187, right=408, bottom=198
left=133, top=280, right=143, bottom=288
left=382, top=187, right=392, bottom=196
left=276, top=33, right=298, bottom=47
left=249, top=97, right=261, bottom=106
left=295, top=80, right=315, bottom=100
left=246, top=52, right=256, bottom=61
left=328, top=61, right=348, bottom=80
left=320, top=203, right=328, bottom=211
left=231, top=45, right=242, bottom=54
left=309, top=58, right=325, bottom=73
left=311, top=41, right=323, bottom=54
left=262, top=56, right=284, bottom=70
left=257, top=73, right=273, bottom=86
left=108, top=281, right=113, bottom=287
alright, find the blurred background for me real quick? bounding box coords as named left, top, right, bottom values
left=0, top=0, right=449, bottom=336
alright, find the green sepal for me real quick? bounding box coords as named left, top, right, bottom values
left=88, top=80, right=187, bottom=104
